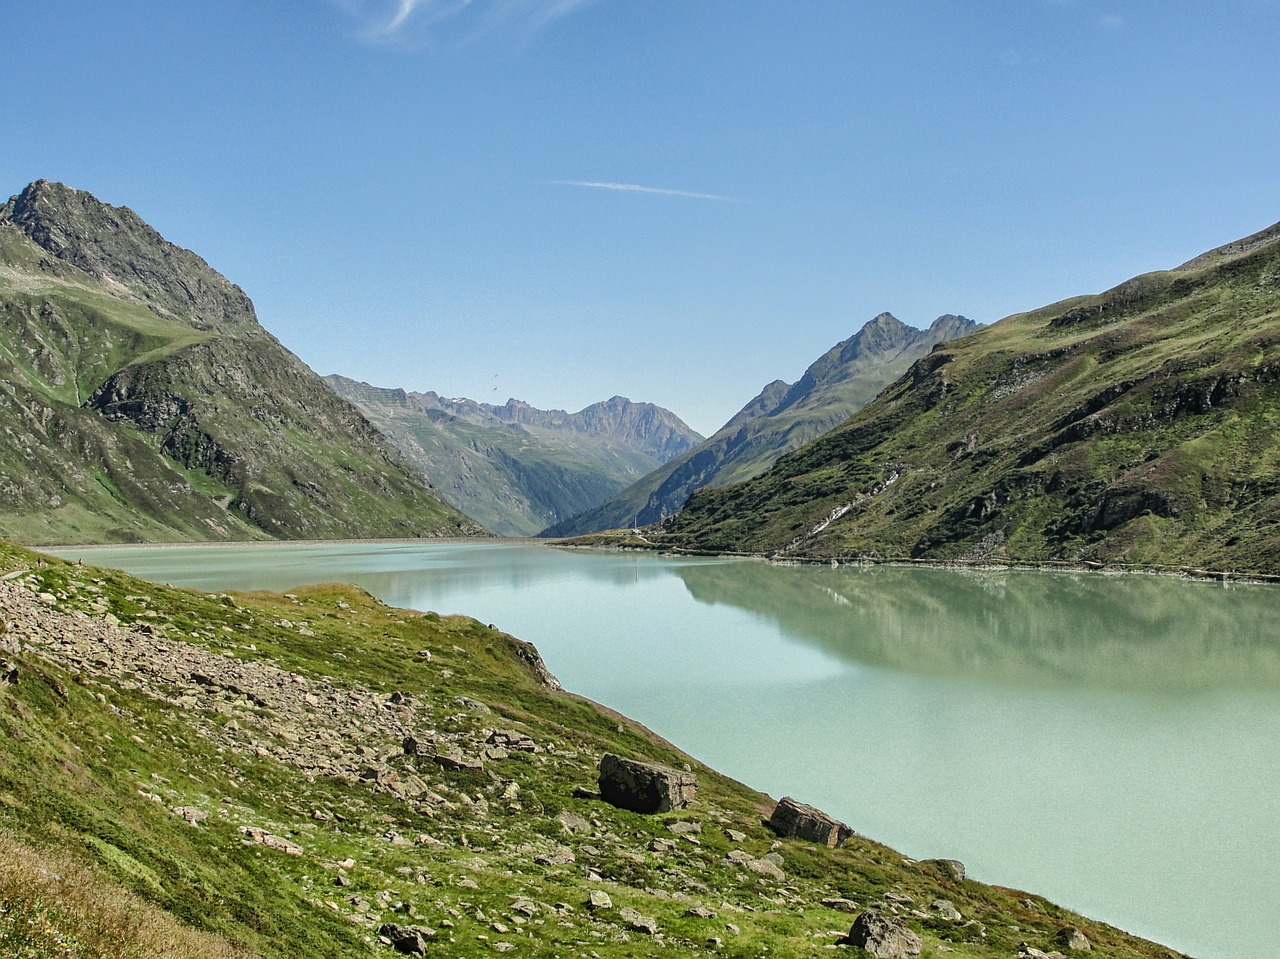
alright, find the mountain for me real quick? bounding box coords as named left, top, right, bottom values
left=324, top=377, right=703, bottom=536
left=544, top=313, right=980, bottom=536
left=0, top=541, right=1187, bottom=959
left=0, top=180, right=481, bottom=544
left=656, top=218, right=1280, bottom=575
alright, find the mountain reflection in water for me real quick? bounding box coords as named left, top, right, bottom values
left=675, top=561, right=1280, bottom=692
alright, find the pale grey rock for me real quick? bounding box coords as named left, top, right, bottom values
left=821, top=897, right=860, bottom=913
left=930, top=899, right=962, bottom=921
left=587, top=890, right=612, bottom=911
left=843, top=911, right=922, bottom=958
left=619, top=906, right=658, bottom=935
left=1058, top=927, right=1091, bottom=951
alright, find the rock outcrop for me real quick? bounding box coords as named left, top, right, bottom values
left=0, top=180, right=481, bottom=544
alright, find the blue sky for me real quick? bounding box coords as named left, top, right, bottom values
left=3, top=1, right=1278, bottom=435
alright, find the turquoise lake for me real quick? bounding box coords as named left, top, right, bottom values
left=54, top=540, right=1280, bottom=959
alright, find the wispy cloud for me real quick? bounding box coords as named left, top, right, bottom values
left=334, top=0, right=598, bottom=47
left=555, top=181, right=743, bottom=203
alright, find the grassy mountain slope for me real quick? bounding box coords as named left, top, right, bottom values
left=0, top=181, right=479, bottom=544
left=325, top=377, right=702, bottom=536
left=657, top=219, right=1280, bottom=574
left=0, top=541, right=1187, bottom=958
left=545, top=314, right=979, bottom=537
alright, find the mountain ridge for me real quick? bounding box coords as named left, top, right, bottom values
left=653, top=216, right=1280, bottom=574
left=544, top=312, right=980, bottom=536
left=324, top=375, right=701, bottom=536
left=0, top=180, right=481, bottom=544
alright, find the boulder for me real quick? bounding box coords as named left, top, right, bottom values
left=930, top=898, right=962, bottom=921
left=766, top=796, right=852, bottom=848
left=378, top=922, right=433, bottom=955
left=598, top=753, right=697, bottom=813
left=821, top=897, right=860, bottom=913
left=843, top=911, right=922, bottom=958
left=619, top=906, right=658, bottom=935
left=487, top=729, right=538, bottom=752
left=587, top=890, right=612, bottom=911
left=1058, top=927, right=1091, bottom=951
left=921, top=857, right=966, bottom=881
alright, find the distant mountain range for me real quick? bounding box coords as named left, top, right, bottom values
left=544, top=313, right=980, bottom=536
left=0, top=180, right=480, bottom=544
left=655, top=216, right=1280, bottom=574
left=323, top=377, right=702, bottom=536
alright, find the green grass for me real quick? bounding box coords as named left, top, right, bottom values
left=655, top=227, right=1280, bottom=574
left=0, top=541, right=1191, bottom=958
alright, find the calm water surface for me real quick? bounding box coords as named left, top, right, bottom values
left=56, top=541, right=1280, bottom=959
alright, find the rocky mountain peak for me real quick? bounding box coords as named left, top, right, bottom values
left=0, top=179, right=259, bottom=333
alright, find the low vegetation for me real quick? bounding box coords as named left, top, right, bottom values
left=653, top=220, right=1280, bottom=574
left=1, top=541, right=1188, bottom=957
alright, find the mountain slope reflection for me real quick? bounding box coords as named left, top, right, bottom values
left=674, top=562, right=1280, bottom=692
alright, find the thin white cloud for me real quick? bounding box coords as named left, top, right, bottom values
left=556, top=181, right=743, bottom=203
left=334, top=0, right=597, bottom=47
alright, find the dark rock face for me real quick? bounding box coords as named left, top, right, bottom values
left=378, top=922, right=433, bottom=955
left=842, top=910, right=923, bottom=958
left=597, top=753, right=697, bottom=813
left=0, top=180, right=481, bottom=544
left=1, top=179, right=257, bottom=332
left=766, top=795, right=852, bottom=848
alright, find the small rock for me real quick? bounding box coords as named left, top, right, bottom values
left=533, top=845, right=575, bottom=866
left=619, top=906, right=658, bottom=935
left=556, top=810, right=591, bottom=835
left=746, top=857, right=785, bottom=881
left=930, top=899, right=962, bottom=921
left=587, top=890, right=612, bottom=911
left=378, top=922, right=434, bottom=955
left=821, top=897, right=860, bottom=914
left=172, top=806, right=208, bottom=826
left=1058, top=927, right=1091, bottom=951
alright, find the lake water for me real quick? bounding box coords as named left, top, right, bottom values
left=54, top=541, right=1280, bottom=959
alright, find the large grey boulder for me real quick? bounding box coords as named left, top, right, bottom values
left=598, top=753, right=697, bottom=813
left=843, top=911, right=923, bottom=958
left=766, top=795, right=852, bottom=848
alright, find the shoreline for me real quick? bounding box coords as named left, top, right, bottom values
left=36, top=535, right=560, bottom=551
left=34, top=534, right=1280, bottom=586
left=555, top=539, right=1280, bottom=586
